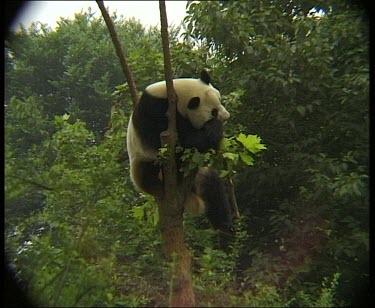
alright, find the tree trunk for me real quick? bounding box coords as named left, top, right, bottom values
left=157, top=197, right=195, bottom=307
left=158, top=1, right=195, bottom=306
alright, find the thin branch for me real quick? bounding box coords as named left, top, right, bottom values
left=228, top=177, right=240, bottom=218
left=7, top=174, right=54, bottom=191
left=96, top=1, right=139, bottom=108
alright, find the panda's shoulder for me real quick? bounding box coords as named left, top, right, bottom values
left=145, top=81, right=167, bottom=98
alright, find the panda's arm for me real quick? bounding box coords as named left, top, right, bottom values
left=180, top=118, right=223, bottom=152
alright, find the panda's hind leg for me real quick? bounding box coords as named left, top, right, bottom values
left=183, top=192, right=206, bottom=215
left=195, top=168, right=234, bottom=233
left=131, top=159, right=163, bottom=198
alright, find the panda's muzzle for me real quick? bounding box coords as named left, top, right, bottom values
left=219, top=110, right=230, bottom=123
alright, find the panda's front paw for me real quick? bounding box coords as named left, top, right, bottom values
left=204, top=118, right=223, bottom=136
left=204, top=118, right=223, bottom=142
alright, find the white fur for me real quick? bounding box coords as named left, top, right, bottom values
left=146, top=78, right=230, bottom=129
left=127, top=117, right=157, bottom=192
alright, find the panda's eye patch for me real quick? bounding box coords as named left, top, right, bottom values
left=188, top=97, right=200, bottom=109
left=211, top=108, right=218, bottom=118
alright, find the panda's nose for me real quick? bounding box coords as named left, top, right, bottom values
left=219, top=110, right=230, bottom=122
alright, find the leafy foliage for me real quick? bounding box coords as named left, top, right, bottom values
left=177, top=132, right=266, bottom=179
left=5, top=10, right=166, bottom=138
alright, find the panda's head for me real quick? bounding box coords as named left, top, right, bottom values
left=146, top=70, right=230, bottom=129
left=179, top=70, right=230, bottom=129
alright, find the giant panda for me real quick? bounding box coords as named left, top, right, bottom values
left=127, top=70, right=234, bottom=233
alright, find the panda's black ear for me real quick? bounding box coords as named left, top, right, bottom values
left=188, top=97, right=200, bottom=109
left=200, top=70, right=211, bottom=85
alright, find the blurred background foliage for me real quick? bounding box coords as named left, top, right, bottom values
left=5, top=0, right=369, bottom=306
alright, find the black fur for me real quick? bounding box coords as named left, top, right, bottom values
left=137, top=160, right=163, bottom=196
left=200, top=70, right=211, bottom=85
left=188, top=97, right=200, bottom=109
left=195, top=169, right=233, bottom=232
left=177, top=116, right=223, bottom=152
left=132, top=91, right=169, bottom=150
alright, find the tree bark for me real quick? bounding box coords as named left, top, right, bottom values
left=158, top=1, right=195, bottom=306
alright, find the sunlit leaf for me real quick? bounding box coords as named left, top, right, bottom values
left=237, top=133, right=267, bottom=154
left=240, top=152, right=254, bottom=166
left=62, top=114, right=70, bottom=121
left=132, top=206, right=145, bottom=220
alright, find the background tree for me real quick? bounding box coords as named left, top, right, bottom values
left=184, top=0, right=369, bottom=305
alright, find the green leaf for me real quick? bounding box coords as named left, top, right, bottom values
left=132, top=206, right=145, bottom=220
left=152, top=209, right=159, bottom=226
left=219, top=170, right=230, bottom=178
left=223, top=152, right=239, bottom=163
left=240, top=152, right=254, bottom=165
left=54, top=115, right=64, bottom=125
left=236, top=133, right=267, bottom=154
left=192, top=152, right=205, bottom=164
left=220, top=137, right=232, bottom=150
left=159, top=147, right=168, bottom=158
left=62, top=114, right=70, bottom=121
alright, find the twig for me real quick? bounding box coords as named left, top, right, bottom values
left=228, top=177, right=240, bottom=218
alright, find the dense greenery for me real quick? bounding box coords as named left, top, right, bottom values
left=5, top=1, right=368, bottom=306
